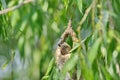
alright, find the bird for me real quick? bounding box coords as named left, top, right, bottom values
left=55, top=42, right=71, bottom=80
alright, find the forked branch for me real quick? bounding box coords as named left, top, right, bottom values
left=0, top=0, right=34, bottom=15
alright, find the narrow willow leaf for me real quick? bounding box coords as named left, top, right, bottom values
left=88, top=38, right=101, bottom=65
left=45, top=58, right=55, bottom=76
left=63, top=0, right=69, bottom=10
left=100, top=64, right=112, bottom=80
left=81, top=27, right=92, bottom=40
left=102, top=11, right=109, bottom=27
left=77, top=0, right=83, bottom=14
left=41, top=76, right=49, bottom=80
left=1, top=0, right=7, bottom=9
left=52, top=67, right=59, bottom=80
left=62, top=53, right=78, bottom=73
left=2, top=60, right=9, bottom=70
left=60, top=53, right=78, bottom=80
left=79, top=51, right=94, bottom=80
left=77, top=59, right=81, bottom=80
left=49, top=67, right=56, bottom=80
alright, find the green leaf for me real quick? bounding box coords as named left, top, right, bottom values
left=45, top=58, right=55, bottom=76
left=100, top=64, right=112, bottom=80
left=63, top=0, right=69, bottom=10
left=88, top=38, right=101, bottom=65
left=1, top=0, right=7, bottom=9
left=41, top=76, right=49, bottom=80
left=79, top=51, right=94, bottom=80
left=1, top=60, right=9, bottom=70
left=77, top=60, right=81, bottom=80
left=77, top=0, right=83, bottom=14
left=62, top=53, right=78, bottom=74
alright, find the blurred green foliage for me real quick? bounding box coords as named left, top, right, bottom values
left=0, top=0, right=120, bottom=80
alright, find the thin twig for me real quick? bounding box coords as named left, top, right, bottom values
left=78, top=0, right=95, bottom=28
left=107, top=0, right=115, bottom=29
left=0, top=0, right=34, bottom=15
left=77, top=0, right=95, bottom=33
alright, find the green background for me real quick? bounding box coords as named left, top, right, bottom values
left=0, top=0, right=120, bottom=80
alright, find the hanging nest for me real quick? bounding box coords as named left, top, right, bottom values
left=55, top=19, right=79, bottom=80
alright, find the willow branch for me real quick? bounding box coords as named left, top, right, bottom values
left=77, top=0, right=96, bottom=33
left=78, top=0, right=95, bottom=28
left=0, top=0, right=34, bottom=15
left=107, top=0, right=115, bottom=29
